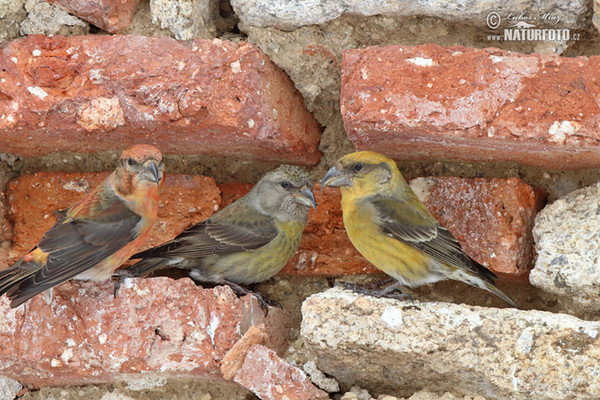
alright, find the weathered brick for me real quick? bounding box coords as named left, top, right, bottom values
left=411, top=177, right=545, bottom=283
left=221, top=324, right=269, bottom=381
left=342, top=44, right=600, bottom=169
left=233, top=344, right=329, bottom=400
left=0, top=278, right=291, bottom=388
left=6, top=172, right=220, bottom=262
left=47, top=0, right=139, bottom=33
left=0, top=35, right=321, bottom=165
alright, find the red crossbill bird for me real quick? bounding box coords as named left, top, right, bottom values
left=0, top=144, right=164, bottom=308
left=125, top=165, right=316, bottom=310
left=322, top=151, right=516, bottom=307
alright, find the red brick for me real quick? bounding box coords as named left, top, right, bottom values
left=233, top=344, right=329, bottom=400
left=47, top=0, right=138, bottom=33
left=410, top=177, right=544, bottom=283
left=0, top=278, right=291, bottom=388
left=6, top=172, right=221, bottom=262
left=342, top=44, right=600, bottom=169
left=221, top=324, right=269, bottom=381
left=0, top=35, right=321, bottom=165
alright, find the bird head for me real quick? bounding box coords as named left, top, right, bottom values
left=117, top=145, right=165, bottom=193
left=321, top=151, right=404, bottom=196
left=250, top=165, right=316, bottom=222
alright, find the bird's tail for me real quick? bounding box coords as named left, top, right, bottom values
left=479, top=280, right=517, bottom=308
left=125, top=257, right=169, bottom=277
left=449, top=268, right=517, bottom=308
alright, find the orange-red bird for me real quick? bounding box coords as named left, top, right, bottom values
left=0, top=144, right=164, bottom=308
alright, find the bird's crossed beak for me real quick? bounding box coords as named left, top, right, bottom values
left=321, top=166, right=351, bottom=188
left=145, top=161, right=162, bottom=184
left=294, top=187, right=317, bottom=210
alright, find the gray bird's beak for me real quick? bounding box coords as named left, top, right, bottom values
left=146, top=161, right=161, bottom=184
left=294, top=187, right=317, bottom=210
left=321, top=166, right=351, bottom=188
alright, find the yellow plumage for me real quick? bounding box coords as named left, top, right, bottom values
left=322, top=151, right=516, bottom=307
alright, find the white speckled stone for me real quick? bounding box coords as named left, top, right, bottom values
left=302, top=287, right=600, bottom=400
left=0, top=376, right=22, bottom=400
left=20, top=0, right=88, bottom=36
left=150, top=0, right=218, bottom=40
left=531, top=182, right=600, bottom=311
left=231, top=0, right=588, bottom=30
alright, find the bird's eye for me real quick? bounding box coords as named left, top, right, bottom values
left=280, top=181, right=290, bottom=189
left=353, top=163, right=363, bottom=171
left=127, top=158, right=134, bottom=166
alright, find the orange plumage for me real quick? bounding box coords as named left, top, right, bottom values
left=0, top=144, right=164, bottom=308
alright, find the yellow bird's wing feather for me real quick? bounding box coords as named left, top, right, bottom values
left=370, top=195, right=496, bottom=283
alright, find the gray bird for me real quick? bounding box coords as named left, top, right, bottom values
left=125, top=165, right=316, bottom=310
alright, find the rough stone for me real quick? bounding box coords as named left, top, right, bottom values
left=531, top=181, right=600, bottom=311
left=0, top=35, right=321, bottom=165
left=0, top=376, right=22, bottom=400
left=400, top=393, right=486, bottom=400
left=0, top=277, right=291, bottom=388
left=20, top=0, right=89, bottom=36
left=230, top=0, right=588, bottom=30
left=342, top=44, right=600, bottom=170
left=303, top=359, right=340, bottom=393
left=0, top=0, right=27, bottom=42
left=150, top=0, right=219, bottom=40
left=233, top=344, right=329, bottom=400
left=20, top=378, right=253, bottom=399
left=47, top=0, right=139, bottom=33
left=594, top=0, right=600, bottom=35
left=6, top=172, right=221, bottom=260
left=302, top=287, right=600, bottom=400
left=411, top=177, right=544, bottom=283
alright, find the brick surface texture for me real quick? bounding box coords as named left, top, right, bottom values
left=0, top=278, right=292, bottom=388
left=342, top=44, right=600, bottom=169
left=233, top=344, right=329, bottom=400
left=0, top=35, right=321, bottom=165
left=47, top=0, right=139, bottom=33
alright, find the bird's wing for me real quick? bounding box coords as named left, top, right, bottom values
left=132, top=201, right=279, bottom=259
left=14, top=186, right=142, bottom=295
left=370, top=195, right=496, bottom=282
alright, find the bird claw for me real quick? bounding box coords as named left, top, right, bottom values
left=252, top=292, right=282, bottom=316
left=337, top=280, right=414, bottom=302
left=222, top=279, right=282, bottom=316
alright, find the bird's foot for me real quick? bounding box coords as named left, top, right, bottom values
left=337, top=279, right=413, bottom=301
left=222, top=280, right=282, bottom=316
left=112, top=269, right=133, bottom=298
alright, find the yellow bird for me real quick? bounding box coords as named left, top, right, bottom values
left=322, top=151, right=516, bottom=307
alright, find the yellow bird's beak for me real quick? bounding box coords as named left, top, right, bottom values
left=321, top=166, right=351, bottom=188
left=294, top=187, right=317, bottom=210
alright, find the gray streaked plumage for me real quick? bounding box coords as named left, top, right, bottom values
left=126, top=165, right=316, bottom=285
